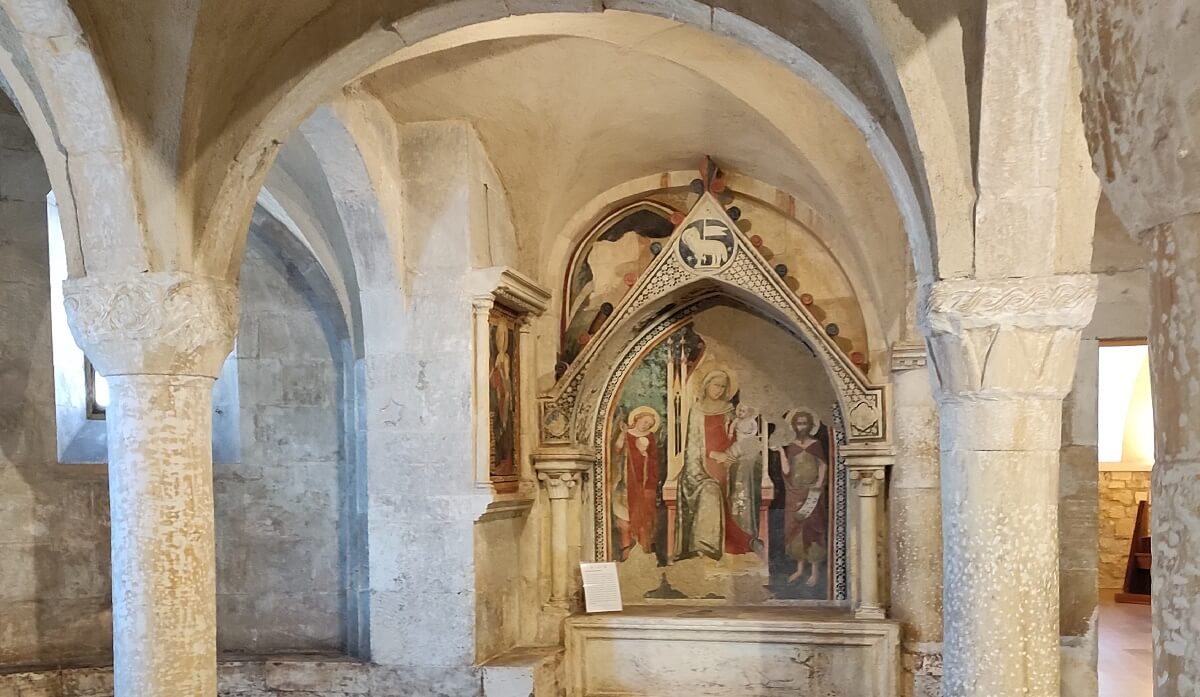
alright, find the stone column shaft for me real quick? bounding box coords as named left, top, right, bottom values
left=1147, top=217, right=1200, bottom=696
left=923, top=275, right=1096, bottom=697
left=534, top=450, right=588, bottom=607
left=107, top=375, right=218, bottom=695
left=849, top=462, right=887, bottom=620
left=65, top=272, right=236, bottom=697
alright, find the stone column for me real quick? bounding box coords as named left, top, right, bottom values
left=533, top=449, right=588, bottom=607
left=845, top=448, right=889, bottom=620
left=888, top=343, right=945, bottom=694
left=922, top=275, right=1096, bottom=697
left=63, top=272, right=237, bottom=697
left=1146, top=217, right=1200, bottom=695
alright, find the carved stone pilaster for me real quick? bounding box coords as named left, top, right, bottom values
left=63, top=271, right=238, bottom=378
left=921, top=275, right=1097, bottom=399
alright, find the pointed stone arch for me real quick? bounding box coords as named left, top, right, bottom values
left=539, top=191, right=885, bottom=590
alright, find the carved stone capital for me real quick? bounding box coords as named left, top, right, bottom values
left=537, top=469, right=584, bottom=500
left=533, top=448, right=590, bottom=501
left=468, top=266, right=551, bottom=317
left=849, top=467, right=886, bottom=498
left=64, top=272, right=238, bottom=378
left=920, top=275, right=1097, bottom=399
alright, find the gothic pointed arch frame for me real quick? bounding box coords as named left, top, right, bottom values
left=539, top=190, right=889, bottom=568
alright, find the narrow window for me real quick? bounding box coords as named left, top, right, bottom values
left=85, top=359, right=109, bottom=418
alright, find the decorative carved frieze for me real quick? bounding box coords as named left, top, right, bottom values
left=920, top=275, right=1098, bottom=399
left=922, top=274, right=1097, bottom=333
left=63, top=272, right=238, bottom=378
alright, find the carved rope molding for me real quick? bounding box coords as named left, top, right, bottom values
left=63, top=272, right=238, bottom=378
left=920, top=275, right=1098, bottom=398
left=922, top=274, right=1099, bottom=334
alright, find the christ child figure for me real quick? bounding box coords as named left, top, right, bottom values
left=723, top=403, right=762, bottom=522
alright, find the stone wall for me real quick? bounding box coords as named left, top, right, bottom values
left=0, top=93, right=113, bottom=667
left=1098, top=470, right=1150, bottom=589
left=215, top=229, right=349, bottom=653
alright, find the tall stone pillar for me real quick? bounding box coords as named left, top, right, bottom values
left=63, top=272, right=237, bottom=697
left=922, top=275, right=1096, bottom=697
left=1146, top=216, right=1200, bottom=695
left=888, top=342, right=944, bottom=696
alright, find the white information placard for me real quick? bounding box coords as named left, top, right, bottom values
left=580, top=562, right=623, bottom=613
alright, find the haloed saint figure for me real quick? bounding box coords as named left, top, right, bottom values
left=614, top=406, right=662, bottom=558
left=775, top=409, right=830, bottom=586
left=488, top=308, right=520, bottom=492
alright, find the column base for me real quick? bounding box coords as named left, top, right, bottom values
left=855, top=605, right=886, bottom=620
left=537, top=603, right=572, bottom=645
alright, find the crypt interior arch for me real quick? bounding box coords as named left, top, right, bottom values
left=538, top=170, right=889, bottom=609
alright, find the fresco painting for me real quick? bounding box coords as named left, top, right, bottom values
left=489, top=307, right=520, bottom=493
left=561, top=205, right=676, bottom=368
left=606, top=304, right=838, bottom=603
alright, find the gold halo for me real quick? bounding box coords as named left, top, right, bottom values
left=692, top=362, right=739, bottom=402
left=626, top=406, right=662, bottom=433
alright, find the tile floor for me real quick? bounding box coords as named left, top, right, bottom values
left=1098, top=590, right=1152, bottom=697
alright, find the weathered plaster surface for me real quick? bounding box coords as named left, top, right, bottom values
left=0, top=95, right=112, bottom=666
left=357, top=121, right=499, bottom=690
left=1147, top=217, right=1200, bottom=696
